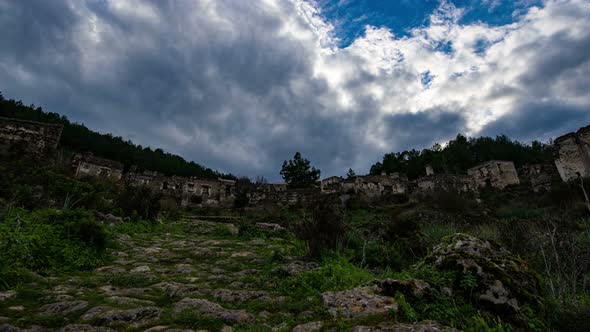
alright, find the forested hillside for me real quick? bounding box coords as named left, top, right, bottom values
left=0, top=92, right=231, bottom=179
left=370, top=133, right=553, bottom=179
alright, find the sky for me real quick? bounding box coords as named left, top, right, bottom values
left=0, top=0, right=589, bottom=181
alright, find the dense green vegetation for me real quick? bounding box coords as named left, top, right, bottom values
left=0, top=92, right=230, bottom=179
left=370, top=134, right=553, bottom=179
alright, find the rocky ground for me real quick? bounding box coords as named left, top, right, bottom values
left=0, top=216, right=453, bottom=332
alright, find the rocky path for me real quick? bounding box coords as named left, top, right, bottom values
left=0, top=217, right=322, bottom=331
left=0, top=217, right=457, bottom=332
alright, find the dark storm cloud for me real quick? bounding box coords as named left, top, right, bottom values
left=480, top=101, right=590, bottom=142
left=384, top=108, right=468, bottom=150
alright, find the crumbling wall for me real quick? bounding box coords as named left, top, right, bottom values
left=467, top=160, right=520, bottom=189
left=518, top=164, right=556, bottom=192
left=0, top=117, right=63, bottom=159
left=342, top=173, right=408, bottom=197
left=320, top=176, right=343, bottom=194
left=413, top=174, right=477, bottom=194
left=554, top=125, right=590, bottom=181
left=73, top=153, right=124, bottom=180
left=126, top=170, right=235, bottom=207
left=249, top=188, right=321, bottom=206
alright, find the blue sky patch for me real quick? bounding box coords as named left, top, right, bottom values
left=318, top=0, right=544, bottom=47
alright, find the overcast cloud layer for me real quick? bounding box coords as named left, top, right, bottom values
left=0, top=0, right=589, bottom=180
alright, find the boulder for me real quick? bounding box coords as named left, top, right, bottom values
left=81, top=306, right=161, bottom=328
left=375, top=279, right=430, bottom=299
left=255, top=223, right=286, bottom=232
left=423, top=233, right=541, bottom=315
left=292, top=321, right=323, bottom=332
left=39, top=301, right=88, bottom=316
left=60, top=324, right=115, bottom=332
left=321, top=286, right=398, bottom=318
left=352, top=321, right=456, bottom=331
left=173, top=298, right=254, bottom=324
left=0, top=291, right=16, bottom=302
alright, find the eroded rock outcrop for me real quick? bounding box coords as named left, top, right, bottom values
left=422, top=233, right=541, bottom=316
left=321, top=286, right=398, bottom=318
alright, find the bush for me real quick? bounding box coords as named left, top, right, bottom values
left=294, top=197, right=346, bottom=257
left=117, top=184, right=163, bottom=220
left=0, top=208, right=109, bottom=287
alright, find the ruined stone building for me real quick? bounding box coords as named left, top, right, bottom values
left=341, top=172, right=408, bottom=197
left=249, top=187, right=321, bottom=207
left=320, top=176, right=344, bottom=194
left=72, top=153, right=124, bottom=181
left=414, top=173, right=477, bottom=194
left=518, top=164, right=556, bottom=192
left=554, top=125, right=590, bottom=182
left=0, top=117, right=63, bottom=159
left=467, top=160, right=520, bottom=189
left=126, top=169, right=236, bottom=207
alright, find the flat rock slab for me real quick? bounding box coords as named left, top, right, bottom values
left=0, top=291, right=17, bottom=302
left=351, top=321, right=457, bottom=332
left=212, top=289, right=280, bottom=303
left=321, top=287, right=398, bottom=318
left=292, top=321, right=323, bottom=332
left=81, top=306, right=161, bottom=328
left=174, top=298, right=254, bottom=324
left=60, top=324, right=116, bottom=332
left=39, top=301, right=89, bottom=316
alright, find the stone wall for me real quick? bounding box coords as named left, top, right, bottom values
left=342, top=173, right=408, bottom=197
left=0, top=117, right=63, bottom=159
left=413, top=174, right=477, bottom=194
left=467, top=160, right=520, bottom=189
left=72, top=153, right=124, bottom=181
left=248, top=188, right=321, bottom=207
left=320, top=176, right=343, bottom=194
left=126, top=170, right=235, bottom=207
left=554, top=125, right=590, bottom=181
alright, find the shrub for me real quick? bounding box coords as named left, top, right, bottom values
left=294, top=197, right=346, bottom=257
left=0, top=209, right=109, bottom=287
left=117, top=184, right=163, bottom=220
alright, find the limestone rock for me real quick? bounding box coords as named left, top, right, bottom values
left=81, top=306, right=161, bottom=327
left=0, top=325, right=45, bottom=332
left=351, top=321, right=457, bottom=332
left=60, top=324, right=116, bottom=332
left=175, top=264, right=196, bottom=274
left=39, top=301, right=88, bottom=316
left=375, top=279, right=431, bottom=299
left=292, top=321, right=323, bottom=332
left=173, top=298, right=254, bottom=324
left=274, top=261, right=319, bottom=276
left=105, top=296, right=155, bottom=306
left=255, top=223, right=286, bottom=232
left=0, top=291, right=16, bottom=302
left=321, top=286, right=398, bottom=318
left=98, top=285, right=153, bottom=298
left=211, top=289, right=282, bottom=304
left=130, top=265, right=151, bottom=273
left=151, top=282, right=209, bottom=298
left=423, top=233, right=541, bottom=315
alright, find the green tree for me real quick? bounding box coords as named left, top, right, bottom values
left=280, top=152, right=321, bottom=188
left=346, top=168, right=356, bottom=179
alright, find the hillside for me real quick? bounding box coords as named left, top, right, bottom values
left=0, top=92, right=230, bottom=180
